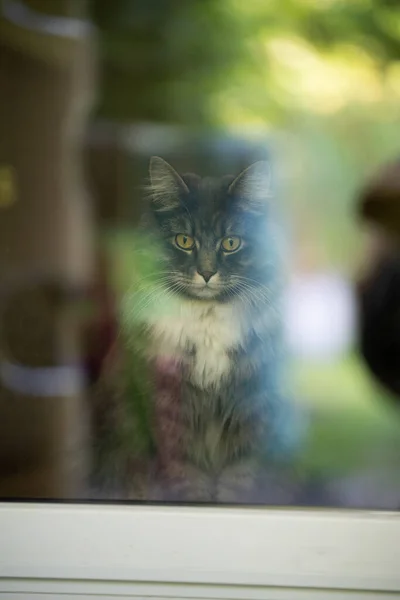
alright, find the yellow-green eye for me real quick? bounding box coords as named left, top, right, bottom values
left=175, top=234, right=195, bottom=250
left=221, top=236, right=241, bottom=253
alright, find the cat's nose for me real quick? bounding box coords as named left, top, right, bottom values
left=198, top=270, right=216, bottom=283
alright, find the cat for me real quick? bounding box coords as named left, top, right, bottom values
left=90, top=157, right=302, bottom=502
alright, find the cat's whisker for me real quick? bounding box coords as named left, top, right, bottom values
left=231, top=275, right=274, bottom=295
left=232, top=279, right=275, bottom=305
left=234, top=282, right=267, bottom=305
left=125, top=283, right=172, bottom=316
left=128, top=275, right=182, bottom=300
left=238, top=278, right=282, bottom=304
left=132, top=287, right=177, bottom=320
left=132, top=271, right=183, bottom=287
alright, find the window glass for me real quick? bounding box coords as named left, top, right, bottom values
left=1, top=0, right=400, bottom=508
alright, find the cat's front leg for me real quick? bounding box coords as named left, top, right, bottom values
left=215, top=458, right=259, bottom=503
left=146, top=461, right=215, bottom=502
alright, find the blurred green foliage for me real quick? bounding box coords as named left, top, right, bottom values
left=89, top=0, right=250, bottom=124
left=89, top=0, right=399, bottom=124
left=295, top=355, right=400, bottom=477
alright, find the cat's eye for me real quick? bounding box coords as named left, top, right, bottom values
left=175, top=234, right=195, bottom=250
left=221, top=236, right=242, bottom=253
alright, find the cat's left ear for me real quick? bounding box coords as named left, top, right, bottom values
left=149, top=156, right=189, bottom=212
left=228, top=161, right=272, bottom=212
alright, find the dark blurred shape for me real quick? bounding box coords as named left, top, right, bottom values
left=357, top=157, right=400, bottom=399
left=359, top=159, right=400, bottom=237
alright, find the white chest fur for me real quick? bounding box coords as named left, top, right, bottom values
left=147, top=299, right=245, bottom=388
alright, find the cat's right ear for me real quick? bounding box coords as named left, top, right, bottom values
left=228, top=161, right=272, bottom=213
left=148, top=156, right=189, bottom=212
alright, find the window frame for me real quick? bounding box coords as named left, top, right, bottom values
left=1, top=502, right=400, bottom=598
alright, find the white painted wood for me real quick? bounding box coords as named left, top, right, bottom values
left=1, top=503, right=400, bottom=598
left=0, top=590, right=397, bottom=600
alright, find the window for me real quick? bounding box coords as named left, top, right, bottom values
left=1, top=0, right=400, bottom=596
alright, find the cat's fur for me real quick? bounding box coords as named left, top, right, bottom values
left=91, top=157, right=301, bottom=502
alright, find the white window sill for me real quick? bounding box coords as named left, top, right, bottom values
left=1, top=503, right=400, bottom=598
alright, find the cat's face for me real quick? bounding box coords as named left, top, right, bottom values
left=147, top=157, right=278, bottom=302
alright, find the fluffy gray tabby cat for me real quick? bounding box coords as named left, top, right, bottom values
left=92, top=157, right=301, bottom=502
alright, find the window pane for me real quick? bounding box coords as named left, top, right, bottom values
left=1, top=0, right=400, bottom=508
